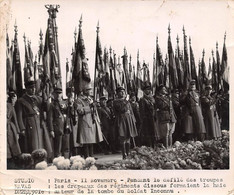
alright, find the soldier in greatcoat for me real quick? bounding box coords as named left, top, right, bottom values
left=97, top=96, right=114, bottom=154
left=181, top=80, right=206, bottom=141
left=139, top=82, right=158, bottom=148
left=172, top=89, right=183, bottom=142
left=76, top=83, right=103, bottom=158
left=7, top=91, right=21, bottom=169
left=129, top=92, right=141, bottom=146
left=155, top=85, right=177, bottom=148
left=113, top=86, right=138, bottom=159
left=48, top=87, right=71, bottom=158
left=15, top=81, right=52, bottom=155
left=201, top=85, right=222, bottom=140
left=66, top=87, right=80, bottom=156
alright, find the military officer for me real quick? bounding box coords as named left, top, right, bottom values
left=48, top=86, right=71, bottom=158
left=201, top=85, right=221, bottom=140
left=155, top=85, right=176, bottom=148
left=97, top=96, right=113, bottom=154
left=7, top=90, right=21, bottom=169
left=76, top=83, right=103, bottom=158
left=139, top=82, right=158, bottom=148
left=181, top=80, right=206, bottom=141
left=66, top=87, right=80, bottom=156
left=129, top=92, right=141, bottom=146
left=15, top=81, right=52, bottom=154
left=113, top=86, right=138, bottom=159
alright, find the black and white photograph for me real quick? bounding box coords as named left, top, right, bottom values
left=1, top=0, right=234, bottom=194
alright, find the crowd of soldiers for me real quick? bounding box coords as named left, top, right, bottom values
left=7, top=78, right=229, bottom=169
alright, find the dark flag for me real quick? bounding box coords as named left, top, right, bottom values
left=103, top=48, right=110, bottom=95
left=168, top=25, right=179, bottom=90
left=211, top=50, right=218, bottom=92
left=201, top=49, right=208, bottom=91
left=189, top=37, right=198, bottom=88
left=197, top=59, right=203, bottom=92
left=164, top=54, right=169, bottom=88
left=183, top=26, right=191, bottom=90
left=108, top=47, right=116, bottom=98
left=12, top=22, right=23, bottom=97
left=155, top=36, right=165, bottom=91
left=152, top=52, right=156, bottom=94
left=94, top=22, right=105, bottom=100
left=72, top=15, right=91, bottom=95
left=175, top=35, right=184, bottom=90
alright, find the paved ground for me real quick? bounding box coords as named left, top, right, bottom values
left=95, top=153, right=122, bottom=164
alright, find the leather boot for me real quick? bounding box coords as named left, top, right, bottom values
left=125, top=143, right=130, bottom=156
left=121, top=144, right=127, bottom=160
left=83, top=144, right=89, bottom=159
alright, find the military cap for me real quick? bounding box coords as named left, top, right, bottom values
left=142, top=81, right=152, bottom=90
left=54, top=87, right=63, bottom=94
left=158, top=84, right=166, bottom=92
left=66, top=86, right=74, bottom=94
left=129, top=92, right=136, bottom=98
left=205, top=85, right=212, bottom=90
left=99, top=96, right=108, bottom=101
left=83, top=82, right=92, bottom=91
left=116, top=86, right=125, bottom=93
left=25, top=80, right=36, bottom=88
left=190, top=79, right=196, bottom=85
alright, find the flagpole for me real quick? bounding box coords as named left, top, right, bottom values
left=93, top=21, right=99, bottom=101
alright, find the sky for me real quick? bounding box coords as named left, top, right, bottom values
left=5, top=0, right=234, bottom=93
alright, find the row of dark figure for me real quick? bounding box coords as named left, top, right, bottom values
left=7, top=79, right=229, bottom=168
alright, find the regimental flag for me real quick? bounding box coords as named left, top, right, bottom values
left=143, top=61, right=150, bottom=83
left=103, top=48, right=110, bottom=93
left=128, top=55, right=136, bottom=94
left=167, top=25, right=179, bottom=91
left=23, top=34, right=34, bottom=83
left=154, top=36, right=165, bottom=93
left=66, top=58, right=72, bottom=89
left=211, top=50, right=218, bottom=92
left=200, top=49, right=208, bottom=91
left=197, top=59, right=202, bottom=92
left=38, top=29, right=44, bottom=77
left=221, top=33, right=229, bottom=91
left=44, top=5, right=62, bottom=92
left=164, top=54, right=169, bottom=89
left=216, top=42, right=222, bottom=92
left=34, top=55, right=41, bottom=95
left=189, top=37, right=198, bottom=88
left=136, top=50, right=143, bottom=98
left=115, top=55, right=127, bottom=90
left=175, top=35, right=184, bottom=90
left=6, top=32, right=12, bottom=92
left=122, top=47, right=130, bottom=93
left=94, top=22, right=106, bottom=100
left=43, top=15, right=53, bottom=98
left=12, top=22, right=23, bottom=97
left=72, top=15, right=91, bottom=95
left=183, top=26, right=191, bottom=90
left=207, top=58, right=212, bottom=81
left=108, top=47, right=116, bottom=98
left=152, top=52, right=156, bottom=95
